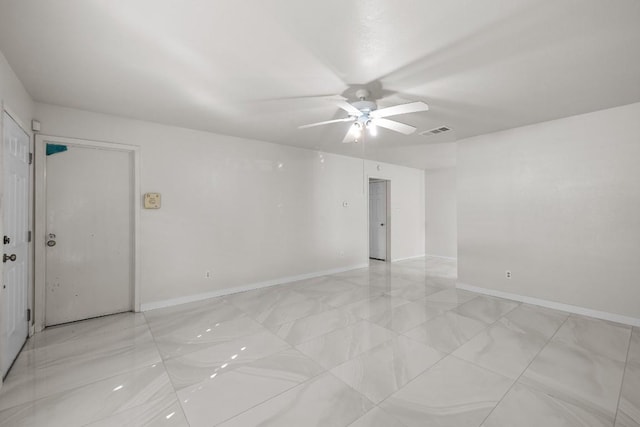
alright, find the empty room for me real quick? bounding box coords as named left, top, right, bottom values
left=0, top=1, right=639, bottom=426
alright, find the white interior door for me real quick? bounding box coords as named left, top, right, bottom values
left=2, top=112, right=30, bottom=375
left=369, top=180, right=387, bottom=261
left=45, top=143, right=133, bottom=326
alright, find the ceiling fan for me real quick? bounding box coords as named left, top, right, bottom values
left=298, top=89, right=429, bottom=143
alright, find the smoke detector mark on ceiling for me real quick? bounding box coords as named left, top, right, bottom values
left=420, top=126, right=451, bottom=136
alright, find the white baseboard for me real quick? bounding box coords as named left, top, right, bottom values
left=141, top=263, right=369, bottom=312
left=424, top=254, right=458, bottom=261
left=392, top=254, right=426, bottom=262
left=457, top=282, right=640, bottom=327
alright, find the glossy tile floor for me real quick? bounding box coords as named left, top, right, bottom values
left=1, top=257, right=638, bottom=426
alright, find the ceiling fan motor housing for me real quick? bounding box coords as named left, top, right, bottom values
left=351, top=100, right=377, bottom=114
left=351, top=88, right=377, bottom=119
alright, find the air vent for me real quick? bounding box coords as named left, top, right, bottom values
left=420, top=126, right=451, bottom=136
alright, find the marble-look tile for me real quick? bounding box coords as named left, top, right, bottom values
left=0, top=328, right=161, bottom=410
left=0, top=364, right=172, bottom=426
left=163, top=329, right=290, bottom=390
left=387, top=266, right=432, bottom=283
left=423, top=257, right=458, bottom=279
left=617, top=413, right=640, bottom=427
left=453, top=321, right=548, bottom=379
left=482, top=382, right=611, bottom=427
left=629, top=328, right=640, bottom=363
left=5, top=256, right=639, bottom=427
left=385, top=282, right=444, bottom=301
left=280, top=275, right=343, bottom=291
left=330, top=336, right=444, bottom=403
left=23, top=312, right=147, bottom=351
left=424, top=267, right=457, bottom=280
left=328, top=268, right=380, bottom=286
left=453, top=295, right=519, bottom=325
left=323, top=286, right=386, bottom=309
left=291, top=277, right=381, bottom=307
left=151, top=314, right=266, bottom=360
left=617, top=359, right=640, bottom=427
left=553, top=315, right=631, bottom=362
left=218, top=372, right=373, bottom=427
left=409, top=296, right=462, bottom=313
left=521, top=340, right=626, bottom=422
left=223, top=286, right=284, bottom=308
left=452, top=303, right=567, bottom=379
left=424, top=276, right=457, bottom=288
left=144, top=297, right=243, bottom=334
left=342, top=294, right=411, bottom=320
left=618, top=328, right=640, bottom=426
left=12, top=323, right=154, bottom=370
left=177, top=348, right=323, bottom=426
left=271, top=306, right=361, bottom=345
left=367, top=275, right=427, bottom=293
left=296, top=320, right=396, bottom=369
left=348, top=407, right=407, bottom=427
left=499, top=303, right=568, bottom=339
left=403, top=311, right=487, bottom=353
left=367, top=300, right=442, bottom=333
left=86, top=394, right=189, bottom=427
left=424, top=288, right=478, bottom=306
left=232, top=288, right=332, bottom=329
left=380, top=356, right=513, bottom=427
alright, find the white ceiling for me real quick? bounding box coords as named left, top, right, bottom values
left=1, top=0, right=639, bottom=169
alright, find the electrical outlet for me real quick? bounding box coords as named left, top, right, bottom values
left=205, top=271, right=212, bottom=279
left=505, top=270, right=512, bottom=279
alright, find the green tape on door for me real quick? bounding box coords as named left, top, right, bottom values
left=46, top=143, right=68, bottom=156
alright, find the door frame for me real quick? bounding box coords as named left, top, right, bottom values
left=0, top=103, right=34, bottom=381
left=367, top=176, right=391, bottom=262
left=34, top=135, right=141, bottom=332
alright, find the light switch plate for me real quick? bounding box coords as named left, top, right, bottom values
left=144, top=193, right=161, bottom=209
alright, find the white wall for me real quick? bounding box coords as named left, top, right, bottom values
left=34, top=103, right=426, bottom=308
left=0, top=51, right=33, bottom=125
left=457, top=102, right=640, bottom=319
left=425, top=167, right=457, bottom=259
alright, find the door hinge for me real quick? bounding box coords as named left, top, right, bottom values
left=29, top=152, right=33, bottom=164
left=27, top=308, right=31, bottom=322
left=28, top=231, right=32, bottom=242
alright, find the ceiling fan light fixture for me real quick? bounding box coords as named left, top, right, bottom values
left=298, top=86, right=429, bottom=142
left=351, top=121, right=363, bottom=136
left=366, top=119, right=377, bottom=136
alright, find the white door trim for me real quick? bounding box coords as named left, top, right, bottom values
left=34, top=135, right=141, bottom=332
left=366, top=176, right=391, bottom=263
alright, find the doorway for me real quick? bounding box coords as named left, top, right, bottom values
left=1, top=110, right=31, bottom=377
left=369, top=178, right=390, bottom=261
left=34, top=136, right=140, bottom=329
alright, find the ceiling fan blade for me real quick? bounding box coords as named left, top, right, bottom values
left=370, top=101, right=429, bottom=118
left=335, top=100, right=363, bottom=117
left=298, top=117, right=354, bottom=129
left=342, top=127, right=358, bottom=143
left=375, top=118, right=416, bottom=135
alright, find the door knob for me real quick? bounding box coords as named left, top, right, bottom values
left=380, top=223, right=385, bottom=226
left=47, top=240, right=56, bottom=247
left=3, top=254, right=17, bottom=263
